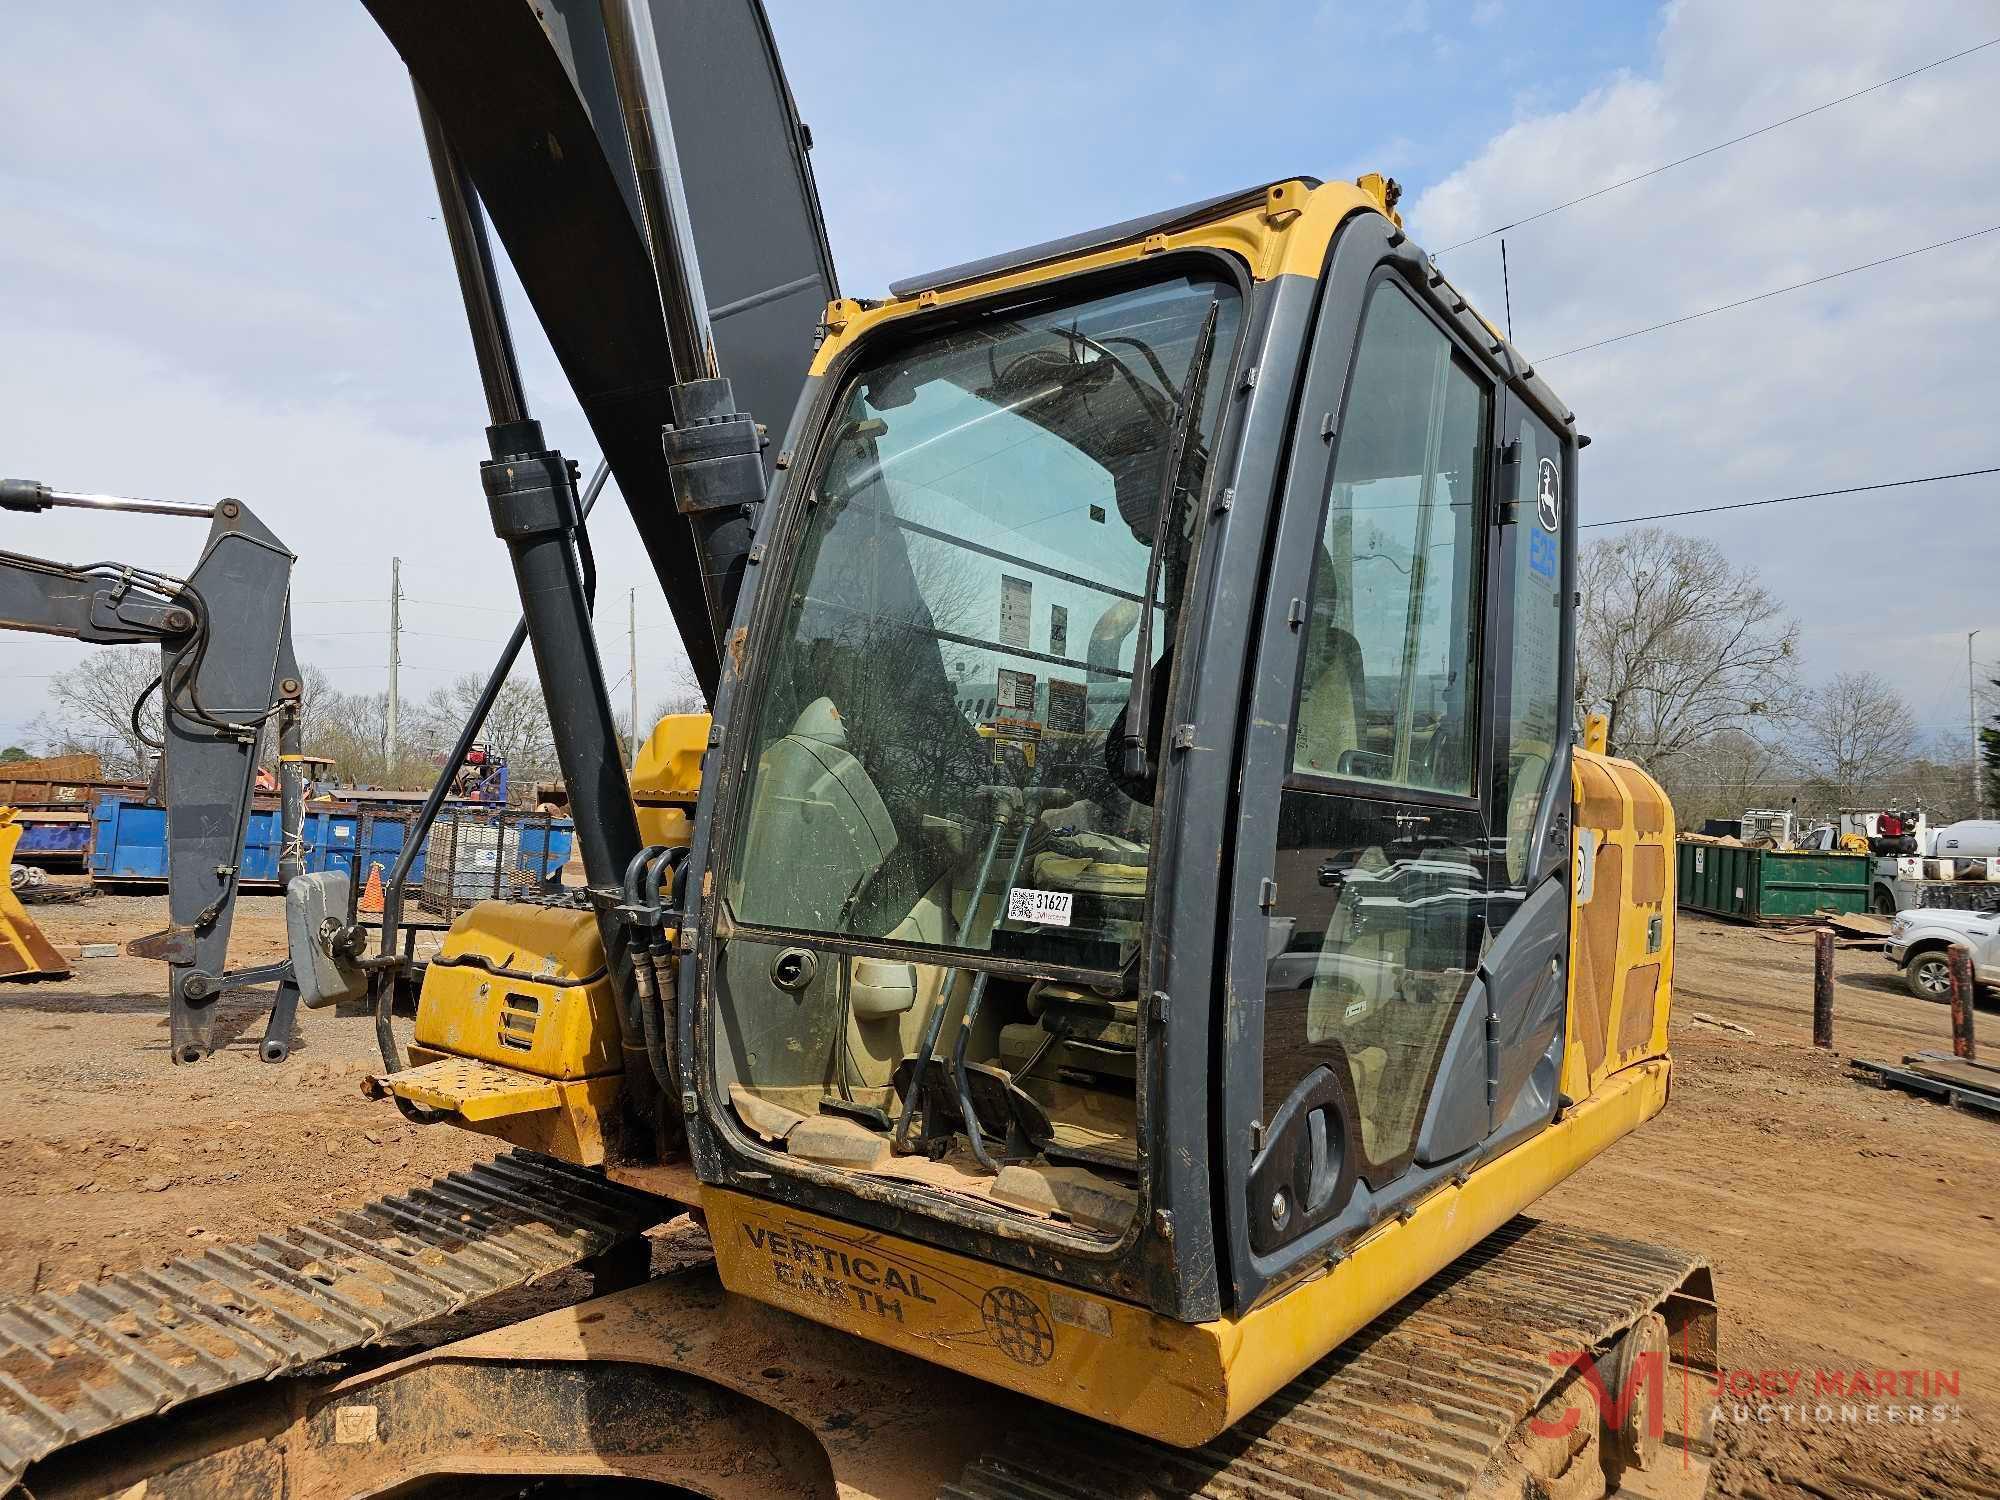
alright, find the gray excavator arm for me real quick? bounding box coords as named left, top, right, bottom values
left=0, top=478, right=316, bottom=1062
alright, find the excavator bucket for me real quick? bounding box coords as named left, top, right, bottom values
left=0, top=810, right=69, bottom=981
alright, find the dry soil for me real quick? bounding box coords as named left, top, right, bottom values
left=2, top=888, right=1997, bottom=1496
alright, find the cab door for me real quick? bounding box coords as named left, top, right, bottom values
left=1477, top=395, right=1577, bottom=1152
left=1218, top=219, right=1511, bottom=1306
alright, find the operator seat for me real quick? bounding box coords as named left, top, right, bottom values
left=734, top=695, right=900, bottom=933
left=1293, top=626, right=1365, bottom=776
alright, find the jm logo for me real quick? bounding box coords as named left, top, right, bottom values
left=1529, top=1348, right=1665, bottom=1442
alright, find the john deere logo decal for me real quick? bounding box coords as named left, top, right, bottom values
left=1536, top=457, right=1560, bottom=532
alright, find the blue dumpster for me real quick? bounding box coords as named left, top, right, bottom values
left=90, top=793, right=573, bottom=891
left=15, top=813, right=93, bottom=866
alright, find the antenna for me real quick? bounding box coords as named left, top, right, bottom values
left=1500, top=238, right=1515, bottom=344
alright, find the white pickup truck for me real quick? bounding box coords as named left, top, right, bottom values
left=1887, top=907, right=2000, bottom=1001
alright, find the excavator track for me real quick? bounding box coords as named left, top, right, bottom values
left=0, top=1150, right=669, bottom=1490
left=6, top=1211, right=1711, bottom=1499
left=943, top=1218, right=1717, bottom=1499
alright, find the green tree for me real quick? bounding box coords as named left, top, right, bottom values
left=1982, top=675, right=2000, bottom=816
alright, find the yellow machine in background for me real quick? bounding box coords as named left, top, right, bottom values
left=629, top=711, right=710, bottom=849
left=0, top=809, right=69, bottom=981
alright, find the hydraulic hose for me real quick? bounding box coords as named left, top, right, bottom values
left=623, top=845, right=685, bottom=1101
left=637, top=951, right=676, bottom=1097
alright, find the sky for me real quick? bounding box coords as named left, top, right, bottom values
left=2, top=0, right=1995, bottom=762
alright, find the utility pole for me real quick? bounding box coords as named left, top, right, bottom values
left=1972, top=629, right=1984, bottom=820
left=628, top=587, right=639, bottom=768
left=386, top=556, right=402, bottom=784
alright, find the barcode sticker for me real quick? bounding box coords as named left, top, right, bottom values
left=1006, top=887, right=1073, bottom=927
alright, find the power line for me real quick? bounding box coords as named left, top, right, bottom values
left=402, top=596, right=520, bottom=613
left=403, top=629, right=511, bottom=645
left=1542, top=224, right=2000, bottom=361
left=1435, top=37, right=2000, bottom=254
left=314, top=662, right=467, bottom=675
left=1583, top=466, right=2000, bottom=529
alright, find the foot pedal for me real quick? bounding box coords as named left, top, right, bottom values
left=818, top=1096, right=892, bottom=1130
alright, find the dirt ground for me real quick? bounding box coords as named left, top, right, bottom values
left=2, top=888, right=1998, bottom=1496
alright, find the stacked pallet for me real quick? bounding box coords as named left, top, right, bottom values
left=1851, top=1051, right=2000, bottom=1118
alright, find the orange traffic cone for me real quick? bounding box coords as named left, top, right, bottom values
left=357, top=861, right=386, bottom=915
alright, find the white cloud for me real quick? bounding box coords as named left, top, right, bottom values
left=4, top=0, right=1993, bottom=762
left=1408, top=0, right=2000, bottom=741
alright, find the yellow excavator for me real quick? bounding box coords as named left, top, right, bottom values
left=0, top=810, right=69, bottom=981
left=0, top=4, right=1711, bottom=1496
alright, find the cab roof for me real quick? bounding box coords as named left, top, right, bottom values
left=833, top=177, right=1578, bottom=444
left=888, top=178, right=1323, bottom=299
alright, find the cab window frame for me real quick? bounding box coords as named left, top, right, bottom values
left=674, top=245, right=1263, bottom=1311
left=1279, top=265, right=1498, bottom=816
left=706, top=248, right=1255, bottom=988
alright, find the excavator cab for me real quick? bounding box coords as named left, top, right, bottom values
left=679, top=176, right=1677, bottom=1362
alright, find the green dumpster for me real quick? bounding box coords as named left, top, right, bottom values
left=1675, top=841, right=1870, bottom=921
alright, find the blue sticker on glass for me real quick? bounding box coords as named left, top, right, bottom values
left=1529, top=528, right=1558, bottom=581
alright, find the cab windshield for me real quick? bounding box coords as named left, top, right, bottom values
left=727, top=270, right=1241, bottom=973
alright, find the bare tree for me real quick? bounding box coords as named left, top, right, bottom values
left=646, top=655, right=709, bottom=729
left=1656, top=725, right=1792, bottom=832
left=415, top=673, right=557, bottom=786
left=33, top=648, right=163, bottom=775
left=1885, top=736, right=1980, bottom=824
left=1787, top=670, right=1919, bottom=807
left=1575, top=528, right=1799, bottom=770
left=294, top=670, right=407, bottom=786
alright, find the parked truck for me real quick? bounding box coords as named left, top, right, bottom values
left=1887, top=906, right=2000, bottom=1001
left=1798, top=809, right=2000, bottom=915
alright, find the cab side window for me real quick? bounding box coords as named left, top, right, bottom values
left=1496, top=411, right=1566, bottom=890
left=1292, top=284, right=1485, bottom=796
